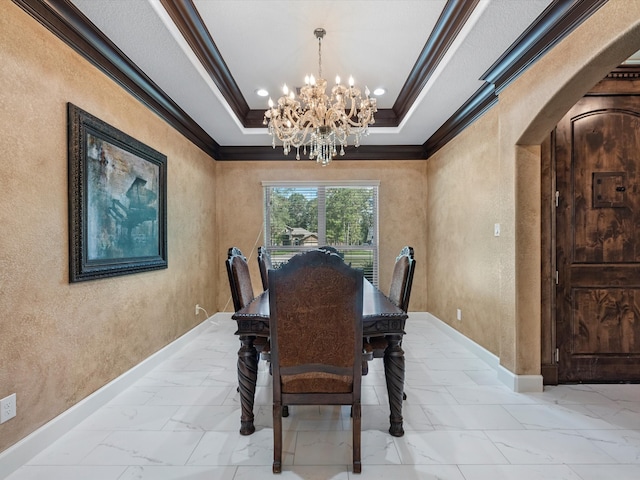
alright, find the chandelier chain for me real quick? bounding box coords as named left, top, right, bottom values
left=318, top=32, right=322, bottom=79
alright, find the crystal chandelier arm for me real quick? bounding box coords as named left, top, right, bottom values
left=283, top=108, right=301, bottom=127
left=323, top=111, right=349, bottom=144
left=271, top=116, right=315, bottom=148
left=300, top=108, right=322, bottom=129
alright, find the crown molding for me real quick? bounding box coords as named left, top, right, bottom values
left=606, top=65, right=640, bottom=79
left=481, top=0, right=608, bottom=94
left=12, top=0, right=220, bottom=159
left=159, top=0, right=250, bottom=127
left=423, top=83, right=498, bottom=158
left=216, top=144, right=427, bottom=162
left=424, top=0, right=608, bottom=158
left=392, top=0, right=480, bottom=124
left=12, top=0, right=608, bottom=161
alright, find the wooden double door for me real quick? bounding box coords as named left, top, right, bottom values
left=555, top=93, right=640, bottom=383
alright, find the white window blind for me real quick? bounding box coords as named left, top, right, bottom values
left=263, top=181, right=379, bottom=286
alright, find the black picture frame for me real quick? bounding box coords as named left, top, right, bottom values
left=68, top=103, right=167, bottom=282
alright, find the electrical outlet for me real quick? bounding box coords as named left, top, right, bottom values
left=1, top=393, right=16, bottom=423
left=456, top=308, right=462, bottom=321
left=195, top=304, right=209, bottom=318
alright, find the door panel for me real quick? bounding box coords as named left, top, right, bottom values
left=572, top=289, right=640, bottom=354
left=556, top=95, right=640, bottom=382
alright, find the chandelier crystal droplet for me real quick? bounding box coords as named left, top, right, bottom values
left=263, top=28, right=377, bottom=166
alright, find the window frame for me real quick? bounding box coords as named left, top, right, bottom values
left=263, top=180, right=380, bottom=286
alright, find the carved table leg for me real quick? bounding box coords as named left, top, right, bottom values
left=384, top=334, right=405, bottom=437
left=238, top=335, right=258, bottom=435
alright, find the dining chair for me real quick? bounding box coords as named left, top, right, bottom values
left=363, top=246, right=415, bottom=378
left=226, top=247, right=270, bottom=360
left=269, top=249, right=364, bottom=474
left=226, top=247, right=254, bottom=312
left=257, top=246, right=272, bottom=291
left=389, top=246, right=416, bottom=312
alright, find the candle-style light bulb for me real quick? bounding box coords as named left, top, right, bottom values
left=305, top=75, right=310, bottom=85
left=348, top=76, right=354, bottom=87
left=289, top=91, right=295, bottom=100
left=365, top=86, right=370, bottom=97
left=268, top=97, right=274, bottom=108
left=283, top=84, right=289, bottom=95
left=335, top=75, right=341, bottom=85
left=310, top=75, right=316, bottom=85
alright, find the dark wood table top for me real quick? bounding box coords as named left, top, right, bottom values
left=232, top=279, right=407, bottom=338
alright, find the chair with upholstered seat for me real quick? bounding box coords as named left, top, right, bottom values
left=269, top=249, right=364, bottom=474
left=363, top=246, right=415, bottom=373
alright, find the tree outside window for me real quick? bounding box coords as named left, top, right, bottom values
left=264, top=181, right=379, bottom=286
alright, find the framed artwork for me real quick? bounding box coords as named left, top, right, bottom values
left=68, top=103, right=167, bottom=282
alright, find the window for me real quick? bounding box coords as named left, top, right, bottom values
left=263, top=181, right=379, bottom=286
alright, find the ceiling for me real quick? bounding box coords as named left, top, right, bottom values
left=26, top=0, right=608, bottom=160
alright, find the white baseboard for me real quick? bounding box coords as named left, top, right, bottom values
left=424, top=313, right=543, bottom=393
left=0, top=316, right=219, bottom=478
left=497, top=366, right=544, bottom=392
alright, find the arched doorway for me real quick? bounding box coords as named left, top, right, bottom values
left=509, top=6, right=640, bottom=385
left=542, top=66, right=640, bottom=383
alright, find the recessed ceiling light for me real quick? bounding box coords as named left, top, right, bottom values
left=256, top=88, right=269, bottom=97
left=373, top=88, right=386, bottom=96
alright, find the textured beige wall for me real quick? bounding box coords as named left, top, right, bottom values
left=215, top=160, right=428, bottom=312
left=427, top=0, right=640, bottom=375
left=0, top=2, right=217, bottom=453
left=427, top=108, right=502, bottom=355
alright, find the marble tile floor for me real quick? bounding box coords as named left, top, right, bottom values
left=5, top=312, right=640, bottom=480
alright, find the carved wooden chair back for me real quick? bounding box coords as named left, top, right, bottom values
left=317, top=245, right=340, bottom=254
left=226, top=247, right=254, bottom=312
left=268, top=249, right=364, bottom=474
left=388, top=246, right=416, bottom=312
left=257, top=246, right=272, bottom=291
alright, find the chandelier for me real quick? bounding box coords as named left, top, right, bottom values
left=263, top=28, right=377, bottom=166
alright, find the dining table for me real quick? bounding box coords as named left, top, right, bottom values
left=231, top=277, right=408, bottom=437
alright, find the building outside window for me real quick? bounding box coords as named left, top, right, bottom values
left=263, top=181, right=379, bottom=286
